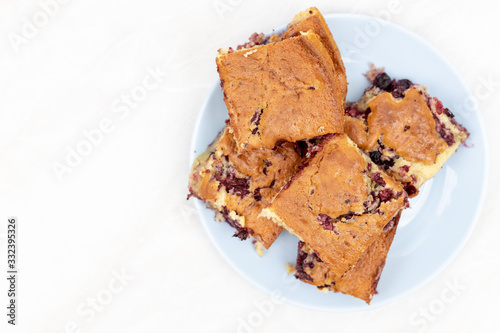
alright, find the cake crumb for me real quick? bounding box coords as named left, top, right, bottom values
left=285, top=263, right=295, bottom=274
left=365, top=63, right=384, bottom=82
left=317, top=287, right=329, bottom=294
left=253, top=240, right=265, bottom=257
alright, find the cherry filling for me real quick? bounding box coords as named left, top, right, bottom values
left=262, top=159, right=273, bottom=176
left=399, top=165, right=410, bottom=173
left=382, top=217, right=396, bottom=232
left=293, top=134, right=333, bottom=158
left=317, top=212, right=358, bottom=234
left=316, top=214, right=340, bottom=235
left=374, top=73, right=392, bottom=90
left=432, top=113, right=455, bottom=146
left=293, top=140, right=310, bottom=158
left=403, top=183, right=418, bottom=197
left=235, top=32, right=266, bottom=51
left=250, top=109, right=263, bottom=135
left=371, top=172, right=387, bottom=187
left=369, top=144, right=396, bottom=171
left=373, top=73, right=413, bottom=99
left=220, top=206, right=252, bottom=240
left=345, top=103, right=369, bottom=120
left=450, top=117, right=470, bottom=136
left=214, top=165, right=250, bottom=198
left=378, top=188, right=395, bottom=202
left=431, top=97, right=469, bottom=144
left=253, top=189, right=262, bottom=201
left=253, top=180, right=275, bottom=201
left=363, top=193, right=381, bottom=213
left=390, top=79, right=413, bottom=98
left=295, top=242, right=315, bottom=282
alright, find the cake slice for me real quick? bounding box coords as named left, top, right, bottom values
left=294, top=211, right=401, bottom=304
left=188, top=126, right=306, bottom=249
left=216, top=30, right=345, bottom=151
left=261, top=134, right=407, bottom=276
left=344, top=65, right=470, bottom=197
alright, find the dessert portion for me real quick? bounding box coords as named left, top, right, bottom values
left=294, top=211, right=401, bottom=304
left=344, top=65, right=469, bottom=196
left=261, top=134, right=407, bottom=277
left=217, top=30, right=346, bottom=152
left=189, top=6, right=470, bottom=304
left=188, top=126, right=306, bottom=249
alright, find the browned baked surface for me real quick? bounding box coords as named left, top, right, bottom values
left=295, top=211, right=401, bottom=304
left=344, top=66, right=469, bottom=197
left=284, top=7, right=347, bottom=102
left=349, top=89, right=448, bottom=164
left=262, top=134, right=407, bottom=276
left=217, top=31, right=345, bottom=151
left=189, top=127, right=304, bottom=248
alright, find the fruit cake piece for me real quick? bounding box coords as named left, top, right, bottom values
left=188, top=126, right=306, bottom=249
left=261, top=134, right=407, bottom=276
left=216, top=30, right=345, bottom=152
left=294, top=211, right=401, bottom=304
left=344, top=65, right=470, bottom=197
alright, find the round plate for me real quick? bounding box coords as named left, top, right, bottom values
left=189, top=13, right=489, bottom=311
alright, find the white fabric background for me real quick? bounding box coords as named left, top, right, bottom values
left=0, top=0, right=499, bottom=332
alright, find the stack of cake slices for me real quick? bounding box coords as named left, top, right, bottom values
left=188, top=7, right=469, bottom=304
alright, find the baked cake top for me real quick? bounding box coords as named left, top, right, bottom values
left=284, top=7, right=347, bottom=102
left=350, top=88, right=448, bottom=165
left=217, top=31, right=345, bottom=151
left=344, top=65, right=469, bottom=195
left=261, top=134, right=407, bottom=276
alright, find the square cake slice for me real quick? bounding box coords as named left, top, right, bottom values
left=344, top=65, right=470, bottom=197
left=294, top=211, right=402, bottom=304
left=188, top=126, right=305, bottom=249
left=216, top=30, right=345, bottom=151
left=261, top=134, right=407, bottom=276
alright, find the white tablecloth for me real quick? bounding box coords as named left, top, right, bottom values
left=0, top=0, right=499, bottom=332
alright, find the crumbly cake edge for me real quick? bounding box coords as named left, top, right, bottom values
left=259, top=208, right=305, bottom=242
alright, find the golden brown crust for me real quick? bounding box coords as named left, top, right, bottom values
left=264, top=134, right=406, bottom=276
left=344, top=76, right=470, bottom=198
left=217, top=31, right=345, bottom=151
left=284, top=7, right=347, bottom=102
left=299, top=211, right=402, bottom=304
left=364, top=89, right=448, bottom=165
left=344, top=116, right=369, bottom=149
left=189, top=127, right=304, bottom=248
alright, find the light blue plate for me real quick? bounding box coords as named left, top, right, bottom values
left=189, top=13, right=489, bottom=311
